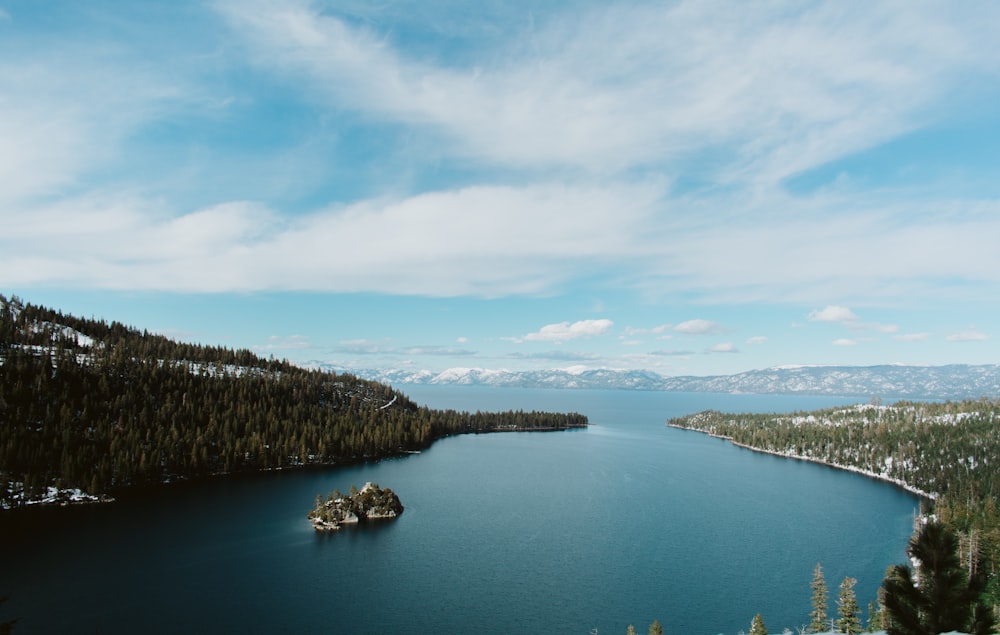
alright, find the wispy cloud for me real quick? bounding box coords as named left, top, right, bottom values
left=706, top=342, right=739, bottom=354
left=894, top=333, right=931, bottom=342
left=809, top=306, right=859, bottom=323
left=507, top=350, right=601, bottom=362
left=400, top=346, right=476, bottom=357
left=946, top=329, right=989, bottom=343
left=833, top=338, right=858, bottom=347
left=807, top=305, right=897, bottom=333
left=3, top=0, right=1000, bottom=378
left=509, top=319, right=615, bottom=343
left=336, top=339, right=475, bottom=357
left=336, top=339, right=395, bottom=355
left=674, top=319, right=727, bottom=336
left=1, top=183, right=661, bottom=295
left=650, top=349, right=696, bottom=357
left=254, top=334, right=312, bottom=351
left=746, top=336, right=768, bottom=345
left=215, top=0, right=1000, bottom=182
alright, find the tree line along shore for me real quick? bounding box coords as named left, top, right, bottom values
left=0, top=295, right=586, bottom=508
left=669, top=401, right=1000, bottom=615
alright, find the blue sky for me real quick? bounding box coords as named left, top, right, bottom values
left=3, top=0, right=1000, bottom=377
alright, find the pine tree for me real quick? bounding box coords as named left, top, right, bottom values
left=882, top=521, right=995, bottom=635
left=809, top=562, right=828, bottom=633
left=835, top=577, right=862, bottom=634
left=626, top=625, right=637, bottom=635
left=647, top=619, right=663, bottom=635
left=749, top=613, right=767, bottom=635
left=865, top=600, right=882, bottom=632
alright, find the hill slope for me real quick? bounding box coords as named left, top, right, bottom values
left=0, top=295, right=586, bottom=507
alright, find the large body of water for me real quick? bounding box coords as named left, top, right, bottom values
left=0, top=387, right=919, bottom=634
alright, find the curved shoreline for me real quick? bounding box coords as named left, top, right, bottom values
left=666, top=423, right=935, bottom=500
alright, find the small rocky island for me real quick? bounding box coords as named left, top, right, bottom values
left=308, top=482, right=404, bottom=531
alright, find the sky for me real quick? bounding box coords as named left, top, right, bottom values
left=2, top=0, right=1000, bottom=377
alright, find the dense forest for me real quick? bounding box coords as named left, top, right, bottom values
left=669, top=400, right=1000, bottom=609
left=0, top=294, right=587, bottom=508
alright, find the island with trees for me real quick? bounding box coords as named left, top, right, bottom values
left=0, top=294, right=588, bottom=509
left=308, top=482, right=403, bottom=531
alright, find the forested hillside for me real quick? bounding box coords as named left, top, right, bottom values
left=669, top=400, right=1000, bottom=607
left=0, top=295, right=586, bottom=508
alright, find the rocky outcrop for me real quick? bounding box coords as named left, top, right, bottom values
left=308, top=482, right=403, bottom=531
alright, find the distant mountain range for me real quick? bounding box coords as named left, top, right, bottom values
left=305, top=362, right=1000, bottom=400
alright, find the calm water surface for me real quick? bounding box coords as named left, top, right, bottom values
left=0, top=388, right=919, bottom=634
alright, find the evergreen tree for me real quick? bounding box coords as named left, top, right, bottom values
left=647, top=619, right=663, bottom=635
left=0, top=596, right=15, bottom=635
left=865, top=600, right=885, bottom=633
left=835, top=577, right=862, bottom=634
left=809, top=562, right=828, bottom=633
left=882, top=521, right=994, bottom=635
left=626, top=625, right=637, bottom=635
left=749, top=613, right=767, bottom=635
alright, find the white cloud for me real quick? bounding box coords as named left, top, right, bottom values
left=216, top=0, right=1000, bottom=180
left=336, top=339, right=394, bottom=355
left=894, top=333, right=930, bottom=342
left=4, top=0, right=1000, bottom=314
left=805, top=305, right=898, bottom=334
left=808, top=306, right=859, bottom=323
left=517, top=319, right=614, bottom=343
left=706, top=342, right=738, bottom=354
left=946, top=329, right=989, bottom=343
left=254, top=335, right=311, bottom=351
left=400, top=346, right=475, bottom=357
left=0, top=182, right=661, bottom=295
left=674, top=319, right=727, bottom=335
left=833, top=338, right=858, bottom=346
left=650, top=348, right=695, bottom=357
left=746, top=336, right=768, bottom=344
left=507, top=350, right=601, bottom=362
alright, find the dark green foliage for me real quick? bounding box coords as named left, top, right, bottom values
left=881, top=521, right=994, bottom=635
left=809, top=562, right=828, bottom=633
left=670, top=402, right=1000, bottom=609
left=0, top=295, right=587, bottom=505
left=308, top=482, right=403, bottom=528
left=835, top=576, right=862, bottom=634
left=865, top=598, right=885, bottom=632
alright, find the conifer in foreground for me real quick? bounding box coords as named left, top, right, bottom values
left=882, top=521, right=994, bottom=635
left=835, top=576, right=862, bottom=634
left=809, top=562, right=828, bottom=633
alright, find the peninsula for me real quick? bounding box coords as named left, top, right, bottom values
left=308, top=482, right=403, bottom=531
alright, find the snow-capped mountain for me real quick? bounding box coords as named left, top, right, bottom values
left=303, top=362, right=1000, bottom=400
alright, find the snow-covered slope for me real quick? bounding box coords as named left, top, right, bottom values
left=305, top=362, right=1000, bottom=400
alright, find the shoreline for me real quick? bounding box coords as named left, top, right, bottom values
left=665, top=423, right=935, bottom=500
left=3, top=423, right=586, bottom=511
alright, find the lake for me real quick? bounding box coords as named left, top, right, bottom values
left=0, top=387, right=919, bottom=634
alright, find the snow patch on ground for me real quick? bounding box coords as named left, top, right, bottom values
left=2, top=483, right=113, bottom=509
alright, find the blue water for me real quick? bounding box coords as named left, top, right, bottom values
left=0, top=388, right=918, bottom=634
